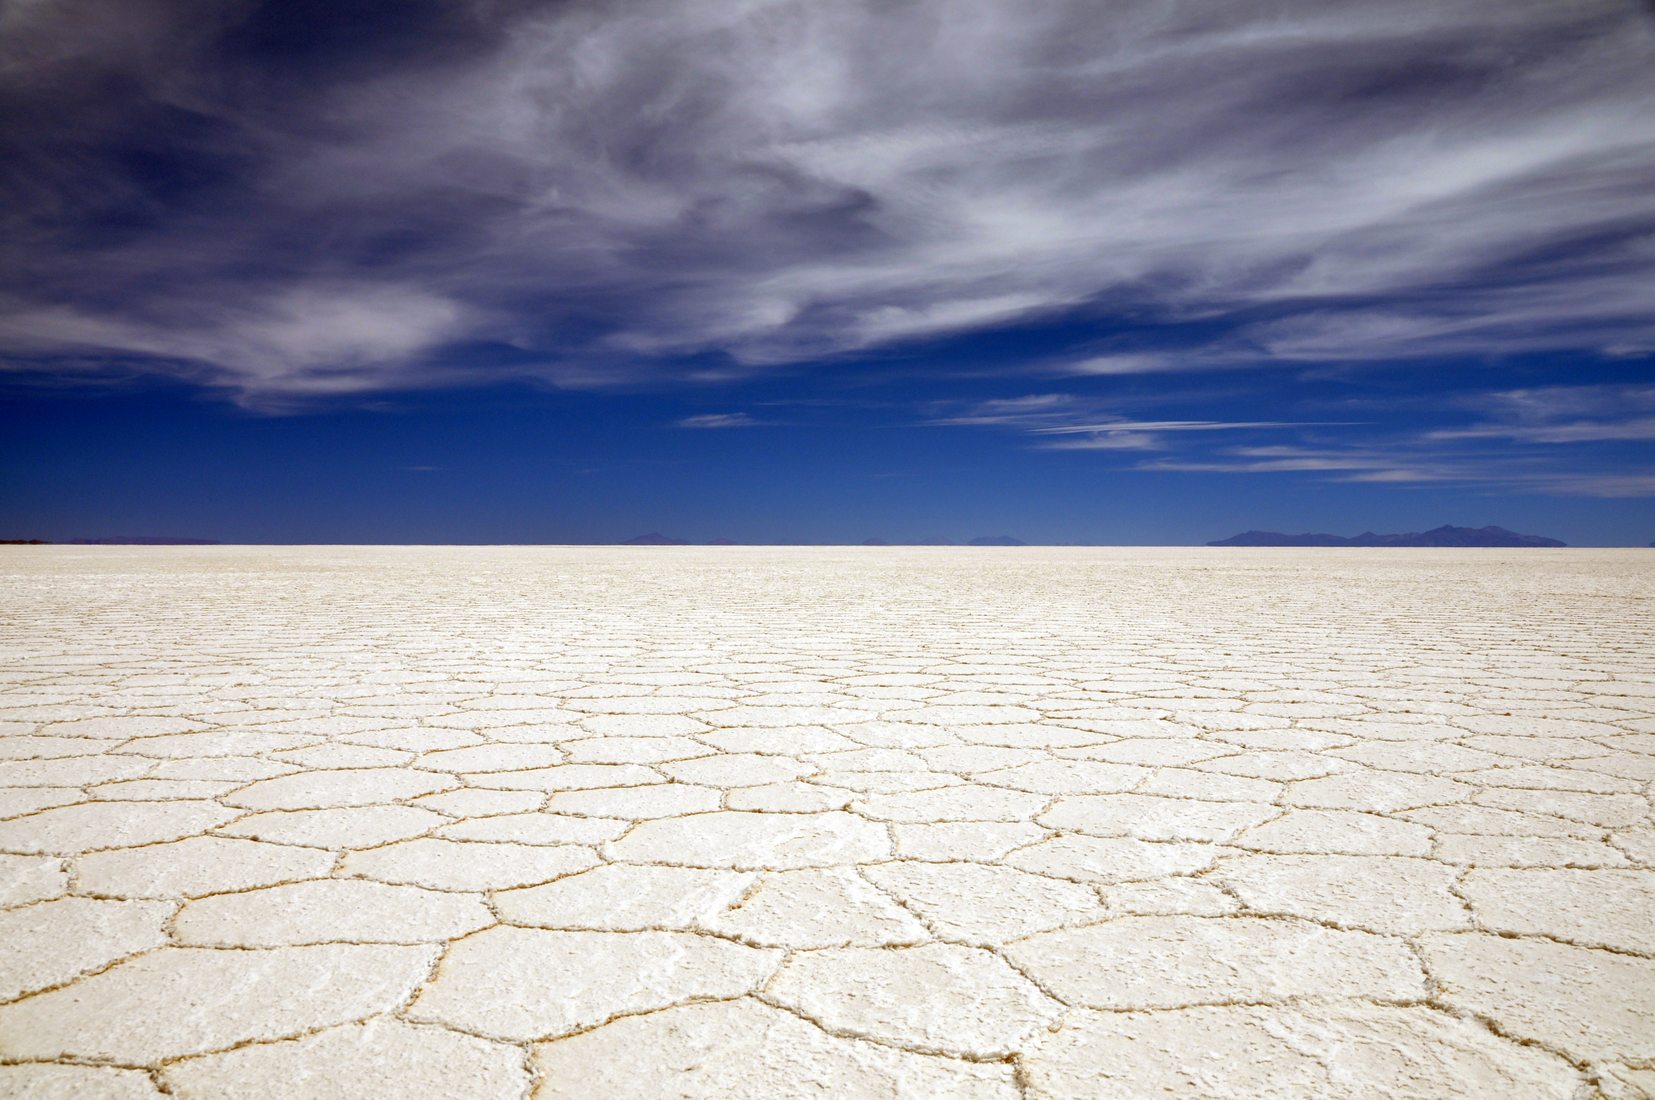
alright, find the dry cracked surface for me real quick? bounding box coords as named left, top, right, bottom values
left=0, top=545, right=1651, bottom=1099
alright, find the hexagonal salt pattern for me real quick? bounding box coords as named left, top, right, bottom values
left=0, top=545, right=1649, bottom=1097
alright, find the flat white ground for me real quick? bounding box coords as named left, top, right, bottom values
left=0, top=546, right=1651, bottom=1099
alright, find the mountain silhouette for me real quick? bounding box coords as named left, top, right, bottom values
left=1209, top=525, right=1564, bottom=548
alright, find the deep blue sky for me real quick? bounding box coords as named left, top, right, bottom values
left=2, top=0, right=1653, bottom=544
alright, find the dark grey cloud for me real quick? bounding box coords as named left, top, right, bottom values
left=1, top=0, right=1652, bottom=402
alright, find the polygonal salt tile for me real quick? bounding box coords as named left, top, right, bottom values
left=891, top=821, right=1047, bottom=862
left=532, top=999, right=1016, bottom=1099
left=225, top=769, right=455, bottom=810
left=852, top=785, right=1047, bottom=823
left=406, top=927, right=780, bottom=1040
left=726, top=781, right=852, bottom=812
left=163, top=1017, right=529, bottom=1099
left=563, top=697, right=710, bottom=714
left=559, top=736, right=710, bottom=764
left=425, top=708, right=579, bottom=729
left=976, top=759, right=1148, bottom=795
left=1456, top=715, right=1625, bottom=737
left=74, top=836, right=334, bottom=898
left=606, top=811, right=890, bottom=869
left=469, top=763, right=663, bottom=791
left=0, top=800, right=238, bottom=854
left=1005, top=916, right=1423, bottom=1009
left=1473, top=787, right=1647, bottom=828
left=436, top=812, right=626, bottom=845
left=1193, top=750, right=1349, bottom=781
left=1106, top=878, right=1238, bottom=917
left=1467, top=764, right=1645, bottom=794
left=0, top=852, right=68, bottom=906
left=698, top=726, right=859, bottom=755
left=1611, top=826, right=1655, bottom=865
left=496, top=864, right=753, bottom=930
left=662, top=754, right=812, bottom=786
left=1039, top=794, right=1276, bottom=842
left=548, top=783, right=723, bottom=818
left=1398, top=803, right=1598, bottom=839
left=274, top=744, right=414, bottom=769
left=1214, top=854, right=1470, bottom=934
left=1421, top=933, right=1655, bottom=1062
left=41, top=716, right=207, bottom=739
left=863, top=861, right=1099, bottom=945
left=92, top=778, right=245, bottom=801
left=412, top=787, right=545, bottom=816
left=765, top=943, right=1060, bottom=1058
left=1007, top=835, right=1217, bottom=884
left=701, top=867, right=930, bottom=948
left=577, top=713, right=712, bottom=737
left=1329, top=741, right=1508, bottom=773
left=0, top=735, right=111, bottom=760
left=343, top=838, right=597, bottom=891
left=414, top=743, right=568, bottom=773
left=1435, top=834, right=1629, bottom=867
left=0, top=896, right=171, bottom=999
left=175, top=879, right=493, bottom=945
left=0, top=1064, right=164, bottom=1099
left=0, top=755, right=154, bottom=786
left=345, top=728, right=483, bottom=752
left=148, top=756, right=296, bottom=781
left=881, top=705, right=1042, bottom=726
left=1235, top=809, right=1433, bottom=855
left=809, top=747, right=929, bottom=772
left=919, top=745, right=1044, bottom=771
left=0, top=787, right=86, bottom=820
left=0, top=943, right=435, bottom=1062
left=951, top=722, right=1101, bottom=749
left=258, top=715, right=425, bottom=736
left=811, top=770, right=961, bottom=793
left=1022, top=1004, right=1585, bottom=1098
left=1459, top=868, right=1655, bottom=952
left=705, top=705, right=880, bottom=726
left=1284, top=770, right=1475, bottom=812
left=1137, top=770, right=1282, bottom=802
left=116, top=731, right=315, bottom=758
left=217, top=805, right=448, bottom=848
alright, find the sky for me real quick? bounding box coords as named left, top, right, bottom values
left=2, top=0, right=1654, bottom=544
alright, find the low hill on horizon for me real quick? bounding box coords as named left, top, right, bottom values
left=621, top=532, right=690, bottom=545
left=1209, top=525, right=1565, bottom=548
left=64, top=536, right=221, bottom=545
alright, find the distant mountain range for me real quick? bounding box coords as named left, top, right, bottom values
left=1208, top=525, right=1565, bottom=548
left=622, top=534, right=1031, bottom=546
left=64, top=536, right=222, bottom=545
left=621, top=532, right=690, bottom=545
left=0, top=536, right=224, bottom=545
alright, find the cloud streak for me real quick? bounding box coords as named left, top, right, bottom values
left=927, top=384, right=1655, bottom=497
left=0, top=0, right=1652, bottom=402
left=676, top=412, right=765, bottom=429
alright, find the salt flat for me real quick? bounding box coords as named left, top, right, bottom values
left=0, top=545, right=1650, bottom=1098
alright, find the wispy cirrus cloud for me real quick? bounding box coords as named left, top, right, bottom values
left=1138, top=433, right=1655, bottom=497
left=675, top=412, right=766, bottom=429
left=1, top=0, right=1652, bottom=403
left=1427, top=385, right=1655, bottom=444
left=929, top=384, right=1655, bottom=497
left=928, top=394, right=1342, bottom=451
